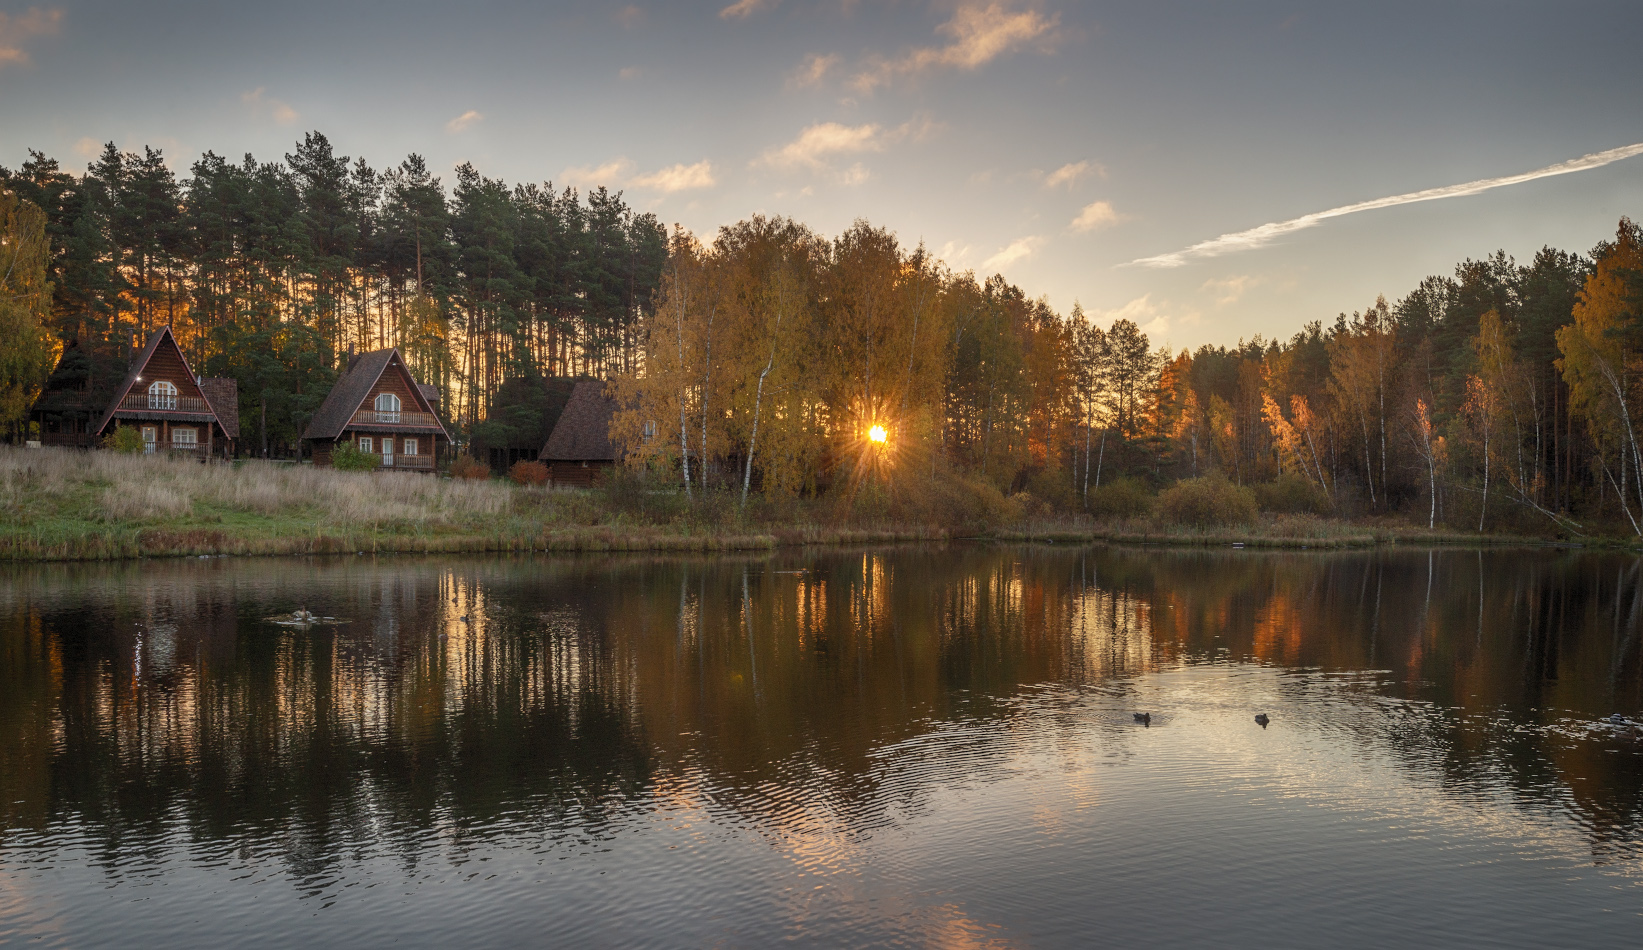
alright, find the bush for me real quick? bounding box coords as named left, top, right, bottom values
left=331, top=442, right=381, bottom=472
left=1254, top=474, right=1331, bottom=515
left=1086, top=476, right=1153, bottom=520
left=1157, top=475, right=1258, bottom=527
left=508, top=459, right=549, bottom=486
left=102, top=425, right=145, bottom=454
left=449, top=455, right=491, bottom=480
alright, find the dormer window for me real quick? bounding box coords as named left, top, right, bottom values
left=375, top=392, right=401, bottom=422
left=147, top=380, right=177, bottom=410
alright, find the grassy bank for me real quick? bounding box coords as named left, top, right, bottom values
left=0, top=447, right=1546, bottom=562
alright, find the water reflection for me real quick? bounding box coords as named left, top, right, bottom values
left=0, top=546, right=1640, bottom=946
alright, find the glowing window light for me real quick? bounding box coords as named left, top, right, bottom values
left=868, top=425, right=887, bottom=443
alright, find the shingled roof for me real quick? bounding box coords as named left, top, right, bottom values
left=541, top=380, right=617, bottom=462
left=302, top=348, right=447, bottom=441
left=199, top=378, right=239, bottom=439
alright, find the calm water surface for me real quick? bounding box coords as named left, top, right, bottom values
left=1, top=545, right=1641, bottom=948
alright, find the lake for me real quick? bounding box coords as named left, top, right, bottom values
left=1, top=545, right=1640, bottom=948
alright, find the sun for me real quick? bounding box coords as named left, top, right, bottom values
left=868, top=424, right=887, bottom=444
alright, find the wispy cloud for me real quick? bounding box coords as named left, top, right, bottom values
left=619, top=66, right=642, bottom=80
left=0, top=6, right=61, bottom=69
left=720, top=0, right=775, bottom=19
left=1096, top=293, right=1181, bottom=338
left=1201, top=274, right=1260, bottom=307
left=853, top=1, right=1061, bottom=93
left=983, top=236, right=1042, bottom=272
left=561, top=158, right=637, bottom=189
left=1043, top=160, right=1098, bottom=188
left=1132, top=141, right=1643, bottom=268
left=757, top=121, right=886, bottom=170
left=561, top=158, right=717, bottom=193
left=1070, top=200, right=1124, bottom=233
left=616, top=5, right=645, bottom=28
left=789, top=52, right=839, bottom=88
left=446, top=110, right=484, bottom=133
left=241, top=87, right=299, bottom=125
left=631, top=161, right=716, bottom=192
left=755, top=117, right=936, bottom=179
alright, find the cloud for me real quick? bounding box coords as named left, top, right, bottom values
left=1070, top=200, right=1123, bottom=233
left=561, top=158, right=637, bottom=189
left=1131, top=140, right=1643, bottom=268
left=445, top=110, right=484, bottom=133
left=1095, top=293, right=1178, bottom=338
left=72, top=137, right=101, bottom=159
left=1043, top=160, right=1098, bottom=188
left=631, top=160, right=716, bottom=192
left=982, top=236, right=1042, bottom=272
left=560, top=158, right=716, bottom=193
left=755, top=117, right=936, bottom=181
left=616, top=5, right=645, bottom=27
left=789, top=52, right=839, bottom=88
left=619, top=66, right=642, bottom=80
left=757, top=121, right=885, bottom=170
left=241, top=88, right=300, bottom=125
left=0, top=6, right=61, bottom=69
left=854, top=1, right=1061, bottom=93
left=720, top=0, right=775, bottom=19
left=1201, top=275, right=1260, bottom=307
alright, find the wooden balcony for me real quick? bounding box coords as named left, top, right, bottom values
left=349, top=409, right=441, bottom=429
left=118, top=393, right=213, bottom=413
left=385, top=453, right=435, bottom=470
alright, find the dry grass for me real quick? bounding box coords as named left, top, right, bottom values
left=0, top=447, right=512, bottom=527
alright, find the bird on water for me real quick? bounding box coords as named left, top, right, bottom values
left=1255, top=714, right=1270, bottom=727
left=1134, top=713, right=1151, bottom=726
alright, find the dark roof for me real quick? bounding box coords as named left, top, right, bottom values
left=91, top=327, right=234, bottom=439
left=29, top=341, right=127, bottom=416
left=199, top=378, right=239, bottom=439
left=541, top=380, right=617, bottom=462
left=302, top=348, right=448, bottom=441
left=418, top=383, right=439, bottom=408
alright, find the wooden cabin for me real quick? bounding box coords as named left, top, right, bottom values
left=48, top=327, right=240, bottom=457
left=303, top=348, right=448, bottom=471
left=27, top=339, right=129, bottom=447
left=539, top=380, right=618, bottom=486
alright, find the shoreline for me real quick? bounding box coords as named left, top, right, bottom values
left=0, top=520, right=1566, bottom=563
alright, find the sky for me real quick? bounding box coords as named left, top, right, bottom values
left=3, top=0, right=1643, bottom=351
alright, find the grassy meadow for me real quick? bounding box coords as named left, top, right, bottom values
left=0, top=446, right=1529, bottom=562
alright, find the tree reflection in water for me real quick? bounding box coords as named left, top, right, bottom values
left=0, top=546, right=1639, bottom=940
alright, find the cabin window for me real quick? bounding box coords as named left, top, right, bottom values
left=147, top=380, right=178, bottom=410
left=142, top=426, right=157, bottom=453
left=358, top=437, right=373, bottom=453
left=375, top=392, right=401, bottom=421
left=642, top=420, right=657, bottom=442
left=403, top=439, right=418, bottom=456
left=381, top=438, right=394, bottom=458
left=172, top=428, right=197, bottom=447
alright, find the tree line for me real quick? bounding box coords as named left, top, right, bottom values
left=4, top=132, right=1643, bottom=534
left=616, top=214, right=1643, bottom=536
left=1, top=133, right=667, bottom=452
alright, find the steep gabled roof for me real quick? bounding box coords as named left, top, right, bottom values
left=302, top=348, right=448, bottom=441
left=541, top=380, right=617, bottom=462
left=199, top=378, right=239, bottom=439
left=92, top=326, right=232, bottom=437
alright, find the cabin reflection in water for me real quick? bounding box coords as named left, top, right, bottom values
left=1, top=547, right=1640, bottom=865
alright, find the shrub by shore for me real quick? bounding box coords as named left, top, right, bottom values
left=0, top=447, right=1550, bottom=562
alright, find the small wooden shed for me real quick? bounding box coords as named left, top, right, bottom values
left=539, top=380, right=617, bottom=487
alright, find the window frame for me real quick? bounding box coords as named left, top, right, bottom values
left=147, top=380, right=178, bottom=410
left=358, top=437, right=373, bottom=453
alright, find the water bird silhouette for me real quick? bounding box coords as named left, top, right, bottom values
left=1134, top=713, right=1151, bottom=726
left=1255, top=714, right=1270, bottom=728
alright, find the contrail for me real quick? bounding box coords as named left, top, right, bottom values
left=1129, top=141, right=1643, bottom=269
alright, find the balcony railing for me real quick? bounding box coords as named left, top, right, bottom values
left=350, top=409, right=440, bottom=428
left=144, top=442, right=203, bottom=454
left=385, top=453, right=434, bottom=469
left=119, top=393, right=213, bottom=413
